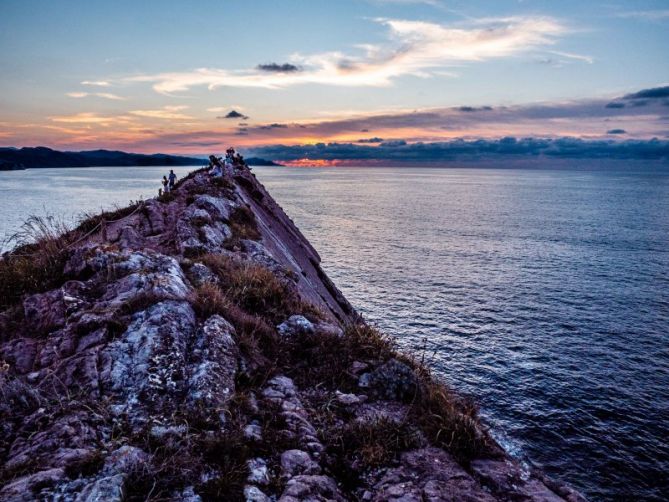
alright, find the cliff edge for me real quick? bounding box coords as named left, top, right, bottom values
left=0, top=163, right=585, bottom=501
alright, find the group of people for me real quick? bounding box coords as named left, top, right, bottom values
left=208, top=147, right=247, bottom=177
left=158, top=148, right=247, bottom=195
left=159, top=169, right=177, bottom=196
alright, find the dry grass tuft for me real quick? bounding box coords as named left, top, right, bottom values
left=75, top=201, right=142, bottom=234
left=411, top=371, right=497, bottom=464
left=330, top=418, right=422, bottom=468
left=199, top=254, right=306, bottom=324
left=224, top=205, right=261, bottom=249
left=285, top=322, right=394, bottom=390
left=190, top=282, right=281, bottom=385
left=0, top=215, right=74, bottom=310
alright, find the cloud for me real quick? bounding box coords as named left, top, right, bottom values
left=124, top=15, right=577, bottom=93
left=217, top=88, right=669, bottom=144
left=357, top=137, right=385, bottom=143
left=217, top=110, right=249, bottom=120
left=624, top=86, right=669, bottom=100
left=66, top=91, right=125, bottom=100
left=614, top=10, right=669, bottom=21
left=249, top=137, right=669, bottom=162
left=48, top=112, right=134, bottom=126
left=546, top=50, right=594, bottom=64
left=129, top=105, right=192, bottom=120
left=259, top=123, right=289, bottom=130
left=607, top=129, right=626, bottom=134
left=81, top=80, right=111, bottom=87
left=458, top=106, right=493, bottom=112
left=605, top=102, right=625, bottom=109
left=256, top=63, right=301, bottom=73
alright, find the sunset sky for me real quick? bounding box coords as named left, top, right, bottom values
left=1, top=0, right=668, bottom=158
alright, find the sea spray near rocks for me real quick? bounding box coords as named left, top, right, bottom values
left=0, top=162, right=584, bottom=500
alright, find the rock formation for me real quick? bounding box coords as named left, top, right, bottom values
left=0, top=163, right=585, bottom=500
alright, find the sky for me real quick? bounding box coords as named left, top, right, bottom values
left=0, top=0, right=668, bottom=161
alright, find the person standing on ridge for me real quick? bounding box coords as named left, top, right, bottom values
left=168, top=169, right=177, bottom=190
left=161, top=175, right=169, bottom=194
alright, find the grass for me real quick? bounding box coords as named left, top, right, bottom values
left=189, top=282, right=280, bottom=386
left=75, top=201, right=142, bottom=234
left=224, top=206, right=261, bottom=250
left=286, top=321, right=494, bottom=465
left=199, top=254, right=309, bottom=324
left=285, top=322, right=394, bottom=390
left=410, top=369, right=497, bottom=464
left=0, top=215, right=74, bottom=311
left=157, top=191, right=177, bottom=204
left=327, top=417, right=422, bottom=474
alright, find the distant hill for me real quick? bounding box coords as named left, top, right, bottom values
left=245, top=157, right=282, bottom=166
left=0, top=147, right=205, bottom=169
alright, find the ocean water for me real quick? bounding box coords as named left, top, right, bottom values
left=1, top=164, right=668, bottom=500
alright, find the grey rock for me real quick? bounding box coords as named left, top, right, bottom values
left=359, top=358, right=418, bottom=402
left=244, top=485, right=271, bottom=502
left=0, top=468, right=66, bottom=501
left=117, top=225, right=144, bottom=249
left=470, top=459, right=567, bottom=502
left=369, top=447, right=495, bottom=502
left=279, top=475, right=346, bottom=502
left=280, top=449, right=321, bottom=478
left=75, top=474, right=125, bottom=502
left=23, top=289, right=66, bottom=334
left=103, top=445, right=150, bottom=474
left=335, top=390, right=367, bottom=406
left=186, top=315, right=238, bottom=424
left=188, top=262, right=218, bottom=287
left=247, top=457, right=271, bottom=486
left=194, top=194, right=236, bottom=222
left=244, top=422, right=263, bottom=441
left=277, top=315, right=314, bottom=338
left=173, top=485, right=203, bottom=502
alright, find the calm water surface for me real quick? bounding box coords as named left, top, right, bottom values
left=1, top=164, right=668, bottom=500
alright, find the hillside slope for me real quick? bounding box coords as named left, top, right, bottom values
left=0, top=162, right=584, bottom=501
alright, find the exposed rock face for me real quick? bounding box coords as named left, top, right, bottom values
left=0, top=163, right=584, bottom=500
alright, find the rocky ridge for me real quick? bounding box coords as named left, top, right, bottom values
left=0, top=163, right=585, bottom=500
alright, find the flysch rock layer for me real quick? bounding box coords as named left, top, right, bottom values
left=0, top=163, right=586, bottom=501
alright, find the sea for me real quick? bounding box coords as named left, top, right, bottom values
left=1, top=163, right=668, bottom=501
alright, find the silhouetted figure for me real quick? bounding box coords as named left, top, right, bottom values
left=161, top=176, right=169, bottom=194
left=168, top=170, right=177, bottom=190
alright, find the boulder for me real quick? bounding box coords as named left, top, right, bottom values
left=186, top=315, right=239, bottom=424
left=358, top=358, right=419, bottom=402
left=279, top=475, right=345, bottom=502
left=277, top=315, right=314, bottom=338
left=280, top=449, right=321, bottom=478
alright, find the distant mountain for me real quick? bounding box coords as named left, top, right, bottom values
left=0, top=147, right=205, bottom=168
left=245, top=157, right=282, bottom=166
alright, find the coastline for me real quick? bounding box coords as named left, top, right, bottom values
left=0, top=162, right=585, bottom=500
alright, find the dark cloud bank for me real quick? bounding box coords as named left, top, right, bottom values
left=250, top=137, right=669, bottom=163
left=218, top=110, right=249, bottom=120
left=256, top=63, right=300, bottom=73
